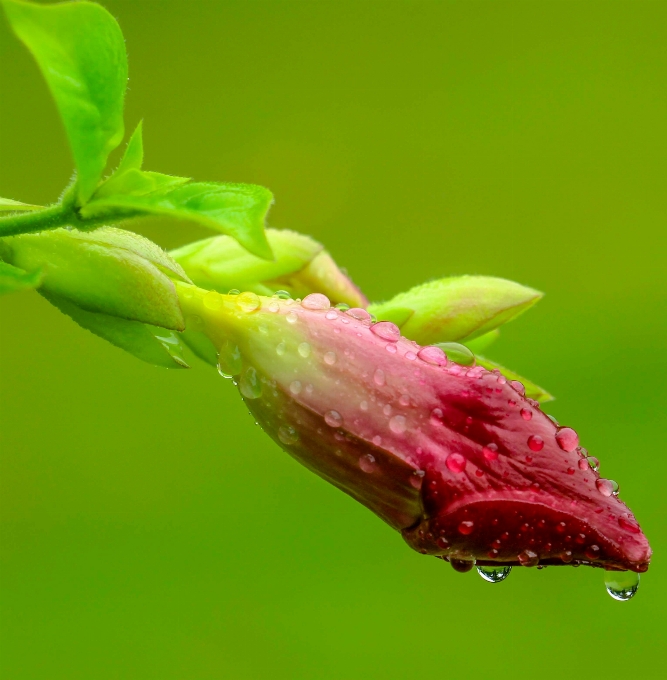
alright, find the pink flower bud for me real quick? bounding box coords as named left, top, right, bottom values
left=180, top=285, right=651, bottom=574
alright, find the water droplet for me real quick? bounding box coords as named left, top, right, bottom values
left=325, top=310, right=338, bottom=320
left=483, top=443, right=499, bottom=461
left=359, top=453, right=377, bottom=473
left=217, top=341, right=242, bottom=378
left=596, top=478, right=618, bottom=497
left=273, top=290, right=291, bottom=299
left=276, top=341, right=286, bottom=356
left=389, top=415, right=407, bottom=434
left=556, top=427, right=579, bottom=452
left=477, top=566, right=512, bottom=583
left=374, top=368, right=386, bottom=386
left=370, top=321, right=401, bottom=342
left=301, top=293, right=330, bottom=310
left=323, top=351, right=336, bottom=365
left=239, top=366, right=262, bottom=399
left=458, top=520, right=475, bottom=535
left=298, top=342, right=311, bottom=358
left=236, top=291, right=261, bottom=312
left=520, top=408, right=533, bottom=421
left=417, top=346, right=448, bottom=366
left=360, top=400, right=369, bottom=411
left=399, top=394, right=410, bottom=407
left=567, top=467, right=575, bottom=475
left=508, top=399, right=517, bottom=407
left=450, top=559, right=474, bottom=572
left=410, top=470, right=425, bottom=489
left=585, top=544, right=601, bottom=560
left=286, top=311, right=298, bottom=324
left=578, top=458, right=589, bottom=471
left=203, top=291, right=223, bottom=310
left=618, top=517, right=641, bottom=534
left=446, top=453, right=467, bottom=473
left=268, top=301, right=280, bottom=313
left=586, top=456, right=600, bottom=472
left=372, top=435, right=382, bottom=446
left=346, top=307, right=371, bottom=321
left=335, top=302, right=350, bottom=311
left=305, top=383, right=314, bottom=395
left=430, top=408, right=444, bottom=426
left=405, top=351, right=417, bottom=361
left=289, top=380, right=302, bottom=395
left=385, top=343, right=397, bottom=354
left=278, top=425, right=299, bottom=445
left=605, top=570, right=640, bottom=601
left=510, top=380, right=526, bottom=396
left=527, top=435, right=544, bottom=452
left=435, top=342, right=474, bottom=366
left=518, top=550, right=539, bottom=567
left=324, top=410, right=343, bottom=427
left=383, top=404, right=392, bottom=416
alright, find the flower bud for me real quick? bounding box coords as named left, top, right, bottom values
left=368, top=276, right=543, bottom=345
left=170, top=229, right=367, bottom=308
left=3, top=226, right=189, bottom=329
left=179, top=285, right=651, bottom=574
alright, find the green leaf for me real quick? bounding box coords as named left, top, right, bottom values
left=4, top=227, right=186, bottom=329
left=464, top=329, right=500, bottom=354
left=0, top=197, right=42, bottom=212
left=475, top=355, right=554, bottom=403
left=42, top=291, right=189, bottom=369
left=81, top=181, right=274, bottom=260
left=368, top=276, right=543, bottom=346
left=180, top=327, right=218, bottom=367
left=92, top=121, right=190, bottom=200
left=2, top=0, right=128, bottom=204
left=0, top=260, right=43, bottom=295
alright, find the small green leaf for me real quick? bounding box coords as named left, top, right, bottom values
left=475, top=355, right=554, bottom=403
left=42, top=291, right=189, bottom=369
left=0, top=260, right=43, bottom=295
left=92, top=121, right=190, bottom=200
left=464, top=329, right=500, bottom=354
left=2, top=0, right=128, bottom=203
left=82, top=181, right=274, bottom=259
left=369, top=276, right=543, bottom=346
left=0, top=197, right=42, bottom=212
left=4, top=227, right=186, bottom=329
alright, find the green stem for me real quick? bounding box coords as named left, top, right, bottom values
left=0, top=200, right=80, bottom=237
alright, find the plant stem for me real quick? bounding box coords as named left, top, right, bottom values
left=0, top=200, right=80, bottom=237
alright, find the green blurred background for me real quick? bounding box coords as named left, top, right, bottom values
left=1, top=0, right=666, bottom=677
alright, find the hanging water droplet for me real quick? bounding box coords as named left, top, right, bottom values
left=389, top=414, right=407, bottom=434
left=518, top=550, right=539, bottom=567
left=217, top=341, right=242, bottom=378
left=477, top=565, right=512, bottom=583
left=324, top=410, right=343, bottom=427
left=605, top=570, right=640, bottom=601
left=450, top=558, right=475, bottom=573
left=286, top=311, right=298, bottom=324
left=278, top=425, right=299, bottom=445
left=239, top=366, right=262, bottom=399
left=527, top=435, right=544, bottom=452
left=301, top=293, right=330, bottom=310
left=236, top=291, right=261, bottom=312
left=586, top=456, right=600, bottom=472
left=417, top=346, right=448, bottom=366
left=434, top=342, right=474, bottom=366
left=373, top=368, right=386, bottom=386
left=555, top=427, right=579, bottom=452
left=298, top=342, right=311, bottom=358
left=370, top=321, right=401, bottom=342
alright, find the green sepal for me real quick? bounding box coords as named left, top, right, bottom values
left=81, top=181, right=274, bottom=260
left=0, top=260, right=43, bottom=295
left=3, top=227, right=187, bottom=329
left=2, top=0, right=128, bottom=204
left=464, top=329, right=500, bottom=354
left=368, top=276, right=543, bottom=345
left=0, top=197, right=42, bottom=212
left=92, top=122, right=190, bottom=200
left=42, top=290, right=189, bottom=369
left=475, top=355, right=553, bottom=403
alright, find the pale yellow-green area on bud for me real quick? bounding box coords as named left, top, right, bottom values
left=368, top=276, right=543, bottom=346
left=170, top=229, right=367, bottom=308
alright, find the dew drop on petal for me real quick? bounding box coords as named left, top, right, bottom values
left=556, top=427, right=579, bottom=452
left=458, top=520, right=475, bottom=535
left=399, top=394, right=410, bottom=407
left=586, top=456, right=600, bottom=472
left=477, top=566, right=512, bottom=583
left=274, top=290, right=291, bottom=299
left=510, top=380, right=526, bottom=396
left=385, top=343, right=397, bottom=354
left=596, top=478, right=617, bottom=497
left=278, top=425, right=299, bottom=445
left=236, top=291, right=261, bottom=312
left=446, top=453, right=467, bottom=473
left=346, top=307, right=371, bottom=321
left=618, top=517, right=641, bottom=534
left=298, top=342, right=311, bottom=358
left=370, top=321, right=401, bottom=342
left=527, top=435, right=544, bottom=452
left=286, top=311, right=298, bottom=324
left=483, top=443, right=499, bottom=461
left=520, top=408, right=532, bottom=421
left=289, top=380, right=302, bottom=395
left=301, top=293, right=330, bottom=310
left=324, top=351, right=337, bottom=365
left=359, top=453, right=377, bottom=473
left=239, top=366, right=262, bottom=399
left=268, top=301, right=280, bottom=313
left=372, top=435, right=382, bottom=446
left=324, top=410, right=343, bottom=427
left=228, top=289, right=240, bottom=296
left=410, top=470, right=425, bottom=489
left=360, top=400, right=369, bottom=411
left=383, top=404, right=392, bottom=416
left=325, top=310, right=338, bottom=320
left=430, top=408, right=444, bottom=426
left=518, top=550, right=539, bottom=567
left=374, top=368, right=386, bottom=386
left=417, top=346, right=448, bottom=366
left=276, top=342, right=286, bottom=356
left=605, top=571, right=640, bottom=601
left=405, top=351, right=417, bottom=361
left=389, top=415, right=407, bottom=434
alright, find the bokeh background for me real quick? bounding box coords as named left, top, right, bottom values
left=1, top=1, right=666, bottom=677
